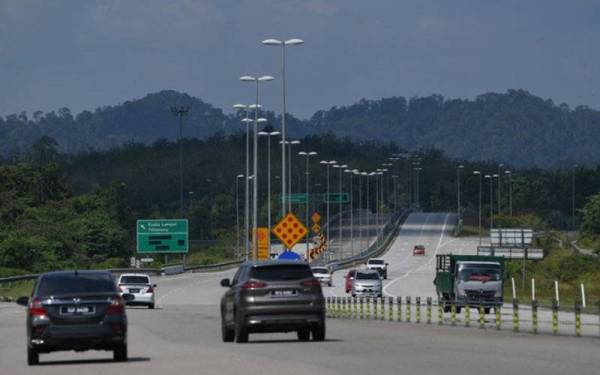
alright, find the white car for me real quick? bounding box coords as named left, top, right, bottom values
left=117, top=273, right=156, bottom=309
left=311, top=266, right=333, bottom=287
left=351, top=269, right=383, bottom=298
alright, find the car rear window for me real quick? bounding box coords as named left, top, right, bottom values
left=356, top=272, right=380, bottom=280
left=37, top=273, right=117, bottom=296
left=368, top=259, right=384, bottom=265
left=250, top=265, right=312, bottom=281
left=120, top=276, right=150, bottom=284
left=311, top=268, right=328, bottom=274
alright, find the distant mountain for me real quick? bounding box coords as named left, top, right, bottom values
left=1, top=89, right=599, bottom=167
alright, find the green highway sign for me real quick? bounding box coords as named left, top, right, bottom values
left=281, top=193, right=308, bottom=204
left=322, top=193, right=349, bottom=203
left=137, top=219, right=189, bottom=253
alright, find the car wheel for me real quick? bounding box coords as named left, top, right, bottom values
left=484, top=307, right=491, bottom=314
left=455, top=306, right=462, bottom=314
left=148, top=303, right=155, bottom=309
left=27, top=347, right=39, bottom=366
left=351, top=294, right=356, bottom=298
left=297, top=328, right=310, bottom=341
left=443, top=305, right=451, bottom=313
left=234, top=314, right=248, bottom=343
left=328, top=282, right=332, bottom=287
left=312, top=321, right=326, bottom=341
left=221, top=315, right=235, bottom=342
left=113, top=344, right=128, bottom=362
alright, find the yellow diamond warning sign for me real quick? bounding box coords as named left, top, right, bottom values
left=311, top=212, right=321, bottom=223
left=311, top=224, right=321, bottom=233
left=272, top=212, right=308, bottom=249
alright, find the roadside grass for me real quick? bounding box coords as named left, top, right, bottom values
left=504, top=247, right=600, bottom=314
left=0, top=280, right=34, bottom=300
left=456, top=225, right=487, bottom=238
left=577, top=235, right=600, bottom=254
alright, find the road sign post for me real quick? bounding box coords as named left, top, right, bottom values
left=137, top=219, right=189, bottom=254
left=256, top=227, right=270, bottom=260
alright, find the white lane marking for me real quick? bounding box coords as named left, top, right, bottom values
left=383, top=213, right=450, bottom=296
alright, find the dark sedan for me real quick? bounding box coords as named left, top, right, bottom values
left=16, top=270, right=134, bottom=365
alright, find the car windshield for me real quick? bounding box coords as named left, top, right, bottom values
left=311, top=268, right=328, bottom=274
left=356, top=272, right=380, bottom=280
left=458, top=266, right=501, bottom=282
left=368, top=260, right=384, bottom=265
left=37, top=273, right=117, bottom=296
left=120, top=276, right=150, bottom=284
left=250, top=265, right=313, bottom=281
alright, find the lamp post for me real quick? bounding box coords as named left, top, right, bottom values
left=258, top=129, right=280, bottom=252
left=170, top=106, right=189, bottom=218
left=233, top=104, right=255, bottom=260
left=484, top=174, right=495, bottom=231
left=298, top=151, right=317, bottom=258
left=235, top=174, right=244, bottom=258
left=333, top=164, right=348, bottom=252
left=392, top=175, right=399, bottom=212
left=457, top=164, right=464, bottom=219
left=356, top=171, right=365, bottom=250
left=281, top=140, right=301, bottom=212
left=240, top=75, right=273, bottom=259
left=345, top=168, right=355, bottom=256
left=320, top=160, right=337, bottom=240
left=497, top=163, right=504, bottom=215
left=473, top=171, right=482, bottom=245
left=262, top=38, right=304, bottom=219
left=505, top=170, right=513, bottom=217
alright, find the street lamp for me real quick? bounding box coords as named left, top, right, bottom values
left=473, top=171, right=482, bottom=245
left=298, top=151, right=317, bottom=258
left=391, top=175, right=399, bottom=213
left=504, top=170, right=513, bottom=217
left=320, top=160, right=337, bottom=240
left=484, top=174, right=496, bottom=231
left=457, top=164, right=464, bottom=219
left=497, top=163, right=504, bottom=215
left=572, top=164, right=578, bottom=233
left=233, top=104, right=257, bottom=259
left=280, top=140, right=301, bottom=212
left=345, top=168, right=355, bottom=256
left=240, top=74, right=273, bottom=259
left=170, top=106, right=189, bottom=218
left=235, top=174, right=244, bottom=258
left=333, top=164, right=348, bottom=253
left=262, top=38, right=304, bottom=220
left=258, top=129, right=280, bottom=252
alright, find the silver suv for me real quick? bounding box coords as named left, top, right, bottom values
left=351, top=269, right=383, bottom=297
left=220, top=261, right=326, bottom=343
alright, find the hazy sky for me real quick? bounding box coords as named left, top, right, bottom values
left=1, top=0, right=599, bottom=119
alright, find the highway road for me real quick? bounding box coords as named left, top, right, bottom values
left=0, top=212, right=598, bottom=373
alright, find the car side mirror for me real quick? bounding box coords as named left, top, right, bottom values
left=153, top=284, right=157, bottom=288
left=16, top=296, right=29, bottom=306
left=122, top=293, right=135, bottom=302
left=385, top=263, right=389, bottom=266
left=220, top=278, right=231, bottom=287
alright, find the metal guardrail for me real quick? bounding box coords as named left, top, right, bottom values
left=184, top=260, right=244, bottom=272
left=325, top=209, right=411, bottom=271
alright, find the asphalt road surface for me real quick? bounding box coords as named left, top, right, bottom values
left=1, top=213, right=598, bottom=373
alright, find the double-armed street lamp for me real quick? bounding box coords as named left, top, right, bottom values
left=240, top=75, right=273, bottom=258
left=261, top=38, right=304, bottom=219
left=298, top=151, right=317, bottom=257
left=333, top=164, right=348, bottom=251
left=457, top=164, right=464, bottom=219
left=258, top=129, right=281, bottom=251
left=473, top=171, right=482, bottom=245
left=235, top=174, right=245, bottom=258
left=170, top=106, right=190, bottom=218
left=345, top=168, right=356, bottom=256
left=320, top=160, right=337, bottom=240
left=233, top=104, right=257, bottom=258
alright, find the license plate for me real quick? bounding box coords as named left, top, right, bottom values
left=60, top=305, right=94, bottom=315
left=129, top=289, right=140, bottom=293
left=271, top=290, right=298, bottom=298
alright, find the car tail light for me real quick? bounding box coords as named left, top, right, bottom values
left=241, top=281, right=267, bottom=289
left=301, top=278, right=321, bottom=288
left=29, top=299, right=47, bottom=318
left=119, top=286, right=125, bottom=293
left=146, top=286, right=154, bottom=293
left=107, top=296, right=125, bottom=315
